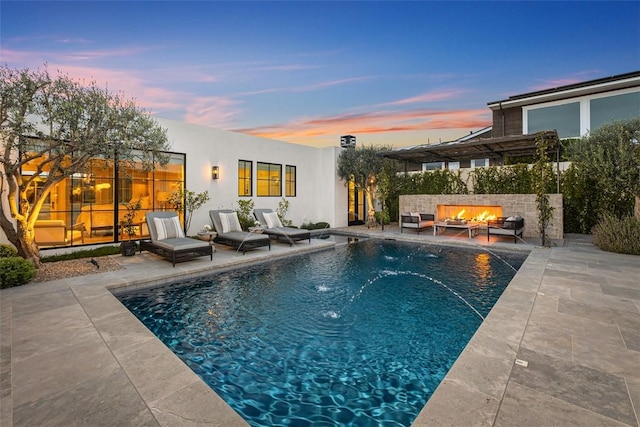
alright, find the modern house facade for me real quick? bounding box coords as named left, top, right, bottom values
left=386, top=70, right=640, bottom=170
left=0, top=117, right=348, bottom=250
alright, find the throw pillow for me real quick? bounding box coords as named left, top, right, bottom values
left=153, top=216, right=185, bottom=241
left=219, top=212, right=242, bottom=233
left=263, top=212, right=283, bottom=228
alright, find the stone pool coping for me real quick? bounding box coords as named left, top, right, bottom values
left=1, top=232, right=638, bottom=426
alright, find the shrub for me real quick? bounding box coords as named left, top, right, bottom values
left=301, top=221, right=331, bottom=230
left=0, top=257, right=36, bottom=288
left=235, top=199, right=256, bottom=230
left=41, top=246, right=121, bottom=262
left=0, top=244, right=18, bottom=258
left=592, top=214, right=640, bottom=255
left=374, top=211, right=390, bottom=225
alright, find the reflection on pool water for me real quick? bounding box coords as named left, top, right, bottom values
left=118, top=239, right=527, bottom=426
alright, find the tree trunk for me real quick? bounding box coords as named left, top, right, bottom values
left=0, top=214, right=41, bottom=268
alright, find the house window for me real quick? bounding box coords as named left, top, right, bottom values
left=470, top=158, right=489, bottom=168
left=257, top=162, right=282, bottom=197
left=590, top=92, right=640, bottom=131
left=238, top=160, right=252, bottom=196
left=285, top=165, right=296, bottom=197
left=527, top=102, right=580, bottom=138
left=422, top=162, right=444, bottom=171
left=447, top=162, right=460, bottom=170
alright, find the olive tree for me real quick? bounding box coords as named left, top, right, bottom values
left=0, top=65, right=170, bottom=266
left=567, top=117, right=640, bottom=219
left=337, top=144, right=391, bottom=226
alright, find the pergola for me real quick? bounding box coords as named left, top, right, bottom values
left=378, top=130, right=560, bottom=164
left=378, top=130, right=562, bottom=192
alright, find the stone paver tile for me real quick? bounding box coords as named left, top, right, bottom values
left=440, top=333, right=516, bottom=400
left=626, top=378, right=640, bottom=427
left=540, top=275, right=603, bottom=298
left=558, top=298, right=640, bottom=330
left=11, top=303, right=98, bottom=362
left=113, top=336, right=205, bottom=405
left=12, top=334, right=120, bottom=407
left=150, top=379, right=247, bottom=426
left=511, top=347, right=636, bottom=425
left=620, top=326, right=640, bottom=351
left=573, top=337, right=640, bottom=380
left=601, top=283, right=640, bottom=300
left=520, top=323, right=573, bottom=361
left=412, top=380, right=499, bottom=426
left=92, top=310, right=156, bottom=354
left=10, top=288, right=78, bottom=318
left=495, top=381, right=630, bottom=427
left=570, top=288, right=640, bottom=314
left=480, top=305, right=530, bottom=347
left=12, top=368, right=158, bottom=427
left=542, top=268, right=607, bottom=286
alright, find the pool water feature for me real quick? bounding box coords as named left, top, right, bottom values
left=118, top=239, right=527, bottom=426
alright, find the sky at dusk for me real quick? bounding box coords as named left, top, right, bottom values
left=1, top=1, right=639, bottom=148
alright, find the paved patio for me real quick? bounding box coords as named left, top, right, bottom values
left=1, top=227, right=638, bottom=426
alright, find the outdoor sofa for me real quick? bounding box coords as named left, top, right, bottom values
left=487, top=216, right=525, bottom=243
left=209, top=210, right=271, bottom=254
left=253, top=208, right=311, bottom=245
left=140, top=211, right=213, bottom=266
left=400, top=213, right=435, bottom=234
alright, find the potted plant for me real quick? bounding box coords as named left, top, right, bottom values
left=119, top=199, right=142, bottom=256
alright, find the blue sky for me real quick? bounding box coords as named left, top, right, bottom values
left=2, top=1, right=639, bottom=147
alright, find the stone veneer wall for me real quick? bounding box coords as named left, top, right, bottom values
left=399, top=194, right=563, bottom=239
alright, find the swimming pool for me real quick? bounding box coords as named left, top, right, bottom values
left=119, top=239, right=527, bottom=426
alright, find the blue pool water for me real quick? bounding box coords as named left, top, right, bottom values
left=118, top=239, right=527, bottom=426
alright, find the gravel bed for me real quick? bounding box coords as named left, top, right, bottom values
left=31, top=256, right=123, bottom=283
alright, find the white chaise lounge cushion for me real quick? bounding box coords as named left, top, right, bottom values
left=153, top=216, right=185, bottom=240
left=263, top=212, right=283, bottom=229
left=219, top=212, right=242, bottom=233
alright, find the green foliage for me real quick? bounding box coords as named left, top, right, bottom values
left=168, top=188, right=210, bottom=233
left=374, top=211, right=390, bottom=225
left=471, top=164, right=545, bottom=194
left=561, top=164, right=602, bottom=233
left=41, top=246, right=121, bottom=262
left=404, top=169, right=469, bottom=195
left=119, top=199, right=142, bottom=240
left=276, top=198, right=293, bottom=226
left=301, top=221, right=331, bottom=230
left=592, top=214, right=640, bottom=255
left=0, top=64, right=170, bottom=264
left=567, top=118, right=640, bottom=219
left=532, top=133, right=556, bottom=247
left=0, top=257, right=36, bottom=288
left=235, top=199, right=256, bottom=231
left=0, top=244, right=18, bottom=258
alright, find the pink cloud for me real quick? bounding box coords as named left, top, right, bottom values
left=237, top=108, right=491, bottom=144
left=384, top=89, right=468, bottom=106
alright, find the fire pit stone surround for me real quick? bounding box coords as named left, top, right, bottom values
left=399, top=194, right=563, bottom=239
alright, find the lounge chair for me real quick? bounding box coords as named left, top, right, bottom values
left=209, top=210, right=271, bottom=254
left=400, top=213, right=435, bottom=234
left=253, top=208, right=311, bottom=246
left=487, top=216, right=525, bottom=243
left=140, top=212, right=213, bottom=266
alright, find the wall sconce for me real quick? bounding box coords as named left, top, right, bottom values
left=211, top=166, right=220, bottom=180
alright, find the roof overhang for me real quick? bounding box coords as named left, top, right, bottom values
left=379, top=130, right=559, bottom=164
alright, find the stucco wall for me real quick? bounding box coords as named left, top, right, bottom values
left=399, top=194, right=564, bottom=239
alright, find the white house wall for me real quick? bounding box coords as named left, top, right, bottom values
left=156, top=117, right=348, bottom=233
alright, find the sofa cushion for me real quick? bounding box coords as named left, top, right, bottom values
left=219, top=212, right=242, bottom=233
left=263, top=212, right=283, bottom=229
